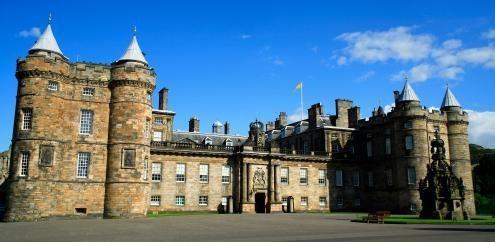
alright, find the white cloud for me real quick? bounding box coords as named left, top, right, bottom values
left=409, top=64, right=433, bottom=82
left=466, top=110, right=495, bottom=148
left=19, top=27, right=41, bottom=38
left=442, top=39, right=462, bottom=50
left=481, top=29, right=495, bottom=39
left=383, top=103, right=395, bottom=113
left=337, top=56, right=347, bottom=65
left=272, top=56, right=284, bottom=65
left=457, top=46, right=495, bottom=68
left=241, top=34, right=252, bottom=39
left=336, top=26, right=434, bottom=63
left=354, top=70, right=375, bottom=83
left=287, top=107, right=308, bottom=123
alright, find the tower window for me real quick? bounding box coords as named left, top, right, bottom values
left=79, top=110, right=93, bottom=135
left=76, top=152, right=90, bottom=178
left=82, top=87, right=95, bottom=96
left=47, top=81, right=59, bottom=91
left=385, top=137, right=392, bottom=155
left=19, top=151, right=30, bottom=177
left=407, top=167, right=416, bottom=185
left=404, top=120, right=413, bottom=129
left=21, top=108, right=32, bottom=130
left=405, top=135, right=414, bottom=151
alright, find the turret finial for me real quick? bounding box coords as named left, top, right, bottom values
left=133, top=26, right=137, bottom=36
left=403, top=73, right=409, bottom=83
left=48, top=13, right=52, bottom=24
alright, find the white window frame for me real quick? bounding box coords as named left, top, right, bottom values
left=82, top=87, right=95, bottom=96
left=221, top=165, right=231, bottom=183
left=47, top=81, right=59, bottom=91
left=175, top=195, right=185, bottom=206
left=300, top=197, right=308, bottom=206
left=407, top=167, right=416, bottom=185
left=176, top=163, right=186, bottom=182
left=151, top=162, right=162, bottom=182
left=153, top=131, right=163, bottom=142
left=76, top=152, right=90, bottom=178
left=199, top=164, right=209, bottom=183
left=154, top=117, right=164, bottom=125
left=352, top=170, right=360, bottom=187
left=280, top=167, right=289, bottom=184
left=19, top=151, right=29, bottom=177
left=199, top=196, right=208, bottom=206
left=21, top=108, right=32, bottom=130
left=221, top=197, right=228, bottom=206
left=79, top=110, right=93, bottom=135
left=281, top=197, right=288, bottom=206
left=319, top=197, right=327, bottom=206
left=336, top=169, right=343, bottom=187
left=150, top=195, right=161, bottom=206
left=299, top=168, right=308, bottom=185
left=318, top=169, right=326, bottom=185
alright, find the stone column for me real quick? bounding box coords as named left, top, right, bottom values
left=242, top=162, right=247, bottom=202
left=270, top=164, right=275, bottom=203
left=246, top=163, right=251, bottom=202
left=275, top=165, right=280, bottom=202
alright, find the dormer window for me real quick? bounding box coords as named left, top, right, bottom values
left=82, top=87, right=95, bottom=96
left=225, top=139, right=233, bottom=147
left=47, top=81, right=59, bottom=91
left=204, top=137, right=213, bottom=145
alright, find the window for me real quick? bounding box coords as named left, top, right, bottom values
left=386, top=169, right=393, bottom=186
left=175, top=196, right=185, bottom=206
left=19, top=152, right=29, bottom=177
left=204, top=137, right=213, bottom=145
left=122, top=149, right=136, bottom=168
left=144, top=119, right=150, bottom=138
left=221, top=197, right=228, bottom=206
left=176, top=163, right=186, bottom=182
left=21, top=108, right=32, bottom=130
left=336, top=169, right=343, bottom=187
left=407, top=167, right=416, bottom=185
left=221, top=165, right=231, bottom=183
left=280, top=167, right=289, bottom=184
left=318, top=170, right=326, bottom=185
left=404, top=120, right=413, bottom=129
left=336, top=196, right=343, bottom=208
left=299, top=168, right=308, bottom=185
left=410, top=203, right=417, bottom=212
left=405, top=135, right=414, bottom=151
left=319, top=197, right=327, bottom=206
left=300, top=197, right=308, bottom=206
left=150, top=195, right=161, bottom=206
left=79, top=110, right=93, bottom=135
left=366, top=141, right=373, bottom=157
left=367, top=171, right=374, bottom=187
left=199, top=164, right=209, bottom=183
left=154, top=117, right=164, bottom=125
left=153, top=131, right=163, bottom=141
left=199, top=196, right=208, bottom=206
left=385, top=137, right=391, bottom=155
left=434, top=125, right=440, bottom=132
left=352, top=170, right=360, bottom=187
left=76, top=152, right=90, bottom=178
left=281, top=197, right=288, bottom=206
left=354, top=198, right=361, bottom=207
left=143, top=158, right=148, bottom=180
left=47, top=81, right=59, bottom=91
left=151, top=163, right=162, bottom=181
left=82, top=87, right=95, bottom=96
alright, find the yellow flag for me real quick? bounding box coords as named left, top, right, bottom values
left=295, top=82, right=303, bottom=91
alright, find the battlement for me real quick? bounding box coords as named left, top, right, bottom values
left=71, top=62, right=111, bottom=81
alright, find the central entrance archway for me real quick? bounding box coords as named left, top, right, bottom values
left=255, top=192, right=266, bottom=213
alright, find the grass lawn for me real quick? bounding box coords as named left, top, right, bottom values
left=352, top=214, right=495, bottom=225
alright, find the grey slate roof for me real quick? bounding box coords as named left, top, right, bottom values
left=399, top=81, right=420, bottom=102
left=30, top=24, right=64, bottom=56
left=441, top=87, right=461, bottom=108
left=172, top=131, right=248, bottom=146
left=119, top=35, right=148, bottom=64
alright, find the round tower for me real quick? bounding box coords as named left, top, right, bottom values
left=4, top=16, right=72, bottom=221
left=441, top=87, right=475, bottom=216
left=104, top=30, right=155, bottom=218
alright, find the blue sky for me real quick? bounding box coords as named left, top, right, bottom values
left=1, top=0, right=495, bottom=150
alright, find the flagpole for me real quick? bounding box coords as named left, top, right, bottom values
left=300, top=83, right=304, bottom=122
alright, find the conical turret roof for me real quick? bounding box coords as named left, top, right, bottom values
left=399, top=80, right=420, bottom=102
left=30, top=22, right=63, bottom=56
left=118, top=31, right=148, bottom=64
left=441, top=87, right=461, bottom=108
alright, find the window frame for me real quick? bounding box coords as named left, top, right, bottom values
left=151, top=162, right=162, bottom=182
left=153, top=131, right=163, bottom=142
left=335, top=169, right=343, bottom=187
left=79, top=109, right=94, bottom=135
left=150, top=195, right=161, bottom=206
left=221, top=165, right=231, bottom=183
left=318, top=169, right=326, bottom=185
left=176, top=163, right=186, bottom=182
left=280, top=167, right=289, bottom=184
left=407, top=167, right=416, bottom=185
left=300, top=196, right=308, bottom=206
left=405, top=135, right=414, bottom=151
left=21, top=108, right=32, bottom=131
left=199, top=164, right=209, bottom=183
left=199, top=195, right=208, bottom=206
left=175, top=195, right=185, bottom=206
left=47, top=81, right=59, bottom=91
left=82, top=87, right=95, bottom=96
left=76, top=152, right=90, bottom=178
left=19, top=151, right=30, bottom=177
left=319, top=196, right=327, bottom=207
left=367, top=171, right=374, bottom=187
left=299, top=168, right=308, bottom=185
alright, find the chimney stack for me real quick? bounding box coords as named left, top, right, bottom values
left=224, top=122, right=230, bottom=134
left=158, top=88, right=169, bottom=110
left=189, top=117, right=200, bottom=132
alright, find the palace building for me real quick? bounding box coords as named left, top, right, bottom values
left=1, top=19, right=475, bottom=221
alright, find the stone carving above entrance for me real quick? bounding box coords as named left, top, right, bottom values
left=252, top=167, right=267, bottom=188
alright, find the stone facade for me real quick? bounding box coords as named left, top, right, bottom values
left=1, top=21, right=475, bottom=222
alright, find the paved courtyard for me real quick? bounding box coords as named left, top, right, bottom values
left=1, top=213, right=494, bottom=242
